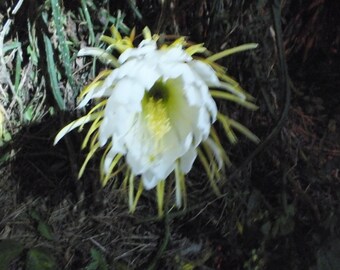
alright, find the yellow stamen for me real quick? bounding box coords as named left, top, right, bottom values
left=145, top=97, right=171, bottom=141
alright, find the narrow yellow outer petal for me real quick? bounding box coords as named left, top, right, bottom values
left=197, top=148, right=221, bottom=196
left=185, top=43, right=206, bottom=56
left=129, top=27, right=136, bottom=41
left=129, top=173, right=135, bottom=212
left=202, top=142, right=221, bottom=179
left=207, top=43, right=258, bottom=62
left=77, top=47, right=119, bottom=68
left=210, top=90, right=258, bottom=110
left=102, top=153, right=123, bottom=186
left=100, top=142, right=112, bottom=180
left=175, top=162, right=182, bottom=208
left=79, top=70, right=111, bottom=99
left=156, top=180, right=165, bottom=217
left=142, top=27, right=152, bottom=40
left=131, top=181, right=144, bottom=213
left=110, top=24, right=122, bottom=40
left=54, top=112, right=101, bottom=145
left=209, top=127, right=232, bottom=167
left=216, top=113, right=238, bottom=144
left=175, top=161, right=187, bottom=209
left=229, top=119, right=260, bottom=144
left=78, top=143, right=100, bottom=179
left=82, top=118, right=102, bottom=149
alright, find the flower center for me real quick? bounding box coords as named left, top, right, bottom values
left=148, top=80, right=169, bottom=101
left=145, top=97, right=171, bottom=141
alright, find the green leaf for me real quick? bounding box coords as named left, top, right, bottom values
left=80, top=0, right=95, bottom=45
left=26, top=247, right=58, bottom=270
left=2, top=41, right=21, bottom=54
left=29, top=209, right=42, bottom=221
left=29, top=210, right=55, bottom=240
left=14, top=46, right=23, bottom=94
left=43, top=34, right=65, bottom=110
left=24, top=106, right=34, bottom=122
left=37, top=222, right=54, bottom=241
left=0, top=239, right=24, bottom=270
left=3, top=132, right=12, bottom=142
left=85, top=248, right=108, bottom=270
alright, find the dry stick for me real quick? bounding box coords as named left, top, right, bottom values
left=229, top=0, right=291, bottom=180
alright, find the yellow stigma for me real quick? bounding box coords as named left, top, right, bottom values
left=145, top=97, right=171, bottom=141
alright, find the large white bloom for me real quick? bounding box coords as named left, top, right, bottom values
left=80, top=40, right=219, bottom=190
left=55, top=26, right=258, bottom=215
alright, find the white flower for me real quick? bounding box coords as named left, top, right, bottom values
left=54, top=26, right=259, bottom=215
left=81, top=40, right=219, bottom=190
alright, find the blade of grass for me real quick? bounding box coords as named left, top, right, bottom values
left=80, top=0, right=95, bottom=45
left=14, top=45, right=22, bottom=94
left=43, top=34, right=65, bottom=110
left=127, top=0, right=143, bottom=21
left=2, top=41, right=21, bottom=54
left=50, top=0, right=76, bottom=94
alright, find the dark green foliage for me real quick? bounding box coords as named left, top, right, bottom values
left=26, top=248, right=58, bottom=270
left=85, top=248, right=108, bottom=270
left=0, top=240, right=24, bottom=270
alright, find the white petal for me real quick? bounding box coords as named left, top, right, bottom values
left=204, top=138, right=223, bottom=169
left=118, top=41, right=157, bottom=63
left=179, top=146, right=197, bottom=173
left=188, top=60, right=220, bottom=86
left=182, top=83, right=203, bottom=106
left=204, top=93, right=218, bottom=122
left=114, top=60, right=161, bottom=89
left=161, top=47, right=192, bottom=63
left=197, top=107, right=211, bottom=141
left=99, top=102, right=138, bottom=148
left=110, top=78, right=145, bottom=105
left=142, top=172, right=159, bottom=190
left=104, top=147, right=118, bottom=173
left=125, top=127, right=153, bottom=174
left=148, top=157, right=176, bottom=181
left=78, top=85, right=112, bottom=108
left=98, top=117, right=111, bottom=146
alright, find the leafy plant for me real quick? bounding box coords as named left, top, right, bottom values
left=85, top=248, right=108, bottom=270
left=26, top=247, right=58, bottom=270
